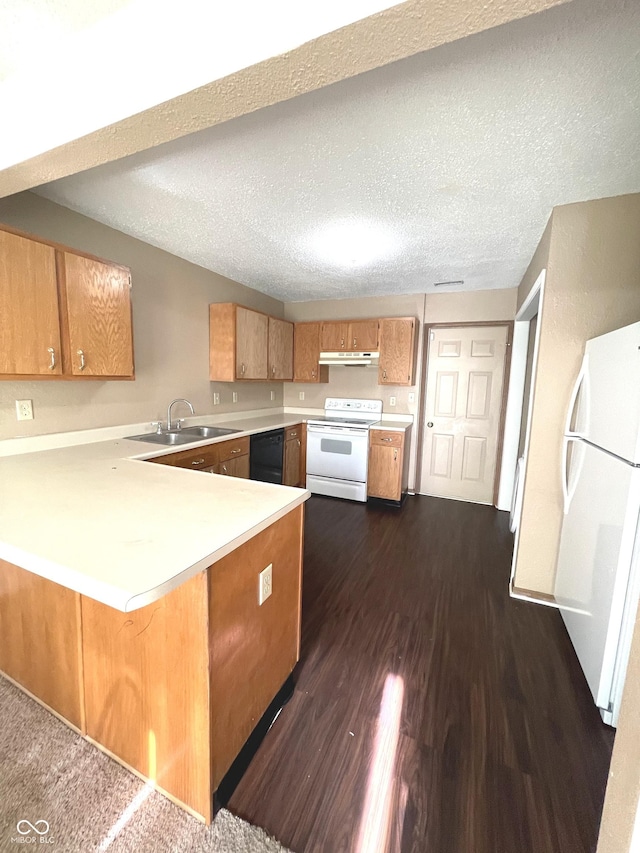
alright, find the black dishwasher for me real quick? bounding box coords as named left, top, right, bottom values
left=250, top=429, right=284, bottom=484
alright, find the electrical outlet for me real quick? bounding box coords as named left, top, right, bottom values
left=299, top=391, right=305, bottom=401
left=389, top=396, right=397, bottom=407
left=259, top=564, right=273, bottom=605
left=408, top=392, right=416, bottom=404
left=270, top=390, right=275, bottom=401
left=232, top=391, right=238, bottom=403
left=16, top=400, right=33, bottom=421
left=213, top=393, right=220, bottom=405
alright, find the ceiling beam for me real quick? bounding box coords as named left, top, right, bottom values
left=0, top=0, right=572, bottom=199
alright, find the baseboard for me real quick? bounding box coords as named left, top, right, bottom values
left=510, top=584, right=558, bottom=608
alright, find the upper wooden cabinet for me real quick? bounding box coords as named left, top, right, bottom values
left=293, top=323, right=329, bottom=384
left=378, top=318, right=417, bottom=386
left=61, top=252, right=133, bottom=377
left=320, top=320, right=379, bottom=352
left=268, top=317, right=294, bottom=381
left=0, top=225, right=133, bottom=380
left=210, top=303, right=294, bottom=382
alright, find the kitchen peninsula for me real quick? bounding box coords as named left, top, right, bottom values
left=0, top=427, right=309, bottom=823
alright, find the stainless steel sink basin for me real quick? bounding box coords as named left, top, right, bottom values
left=124, top=431, right=200, bottom=446
left=180, top=426, right=240, bottom=438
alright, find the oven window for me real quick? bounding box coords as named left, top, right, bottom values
left=320, top=438, right=353, bottom=455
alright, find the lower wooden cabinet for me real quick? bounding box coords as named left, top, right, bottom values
left=283, top=424, right=306, bottom=487
left=148, top=436, right=249, bottom=478
left=367, top=428, right=410, bottom=502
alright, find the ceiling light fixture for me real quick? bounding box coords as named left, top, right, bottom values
left=307, top=220, right=400, bottom=269
left=433, top=280, right=464, bottom=287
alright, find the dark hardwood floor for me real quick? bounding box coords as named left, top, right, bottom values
left=228, top=495, right=615, bottom=853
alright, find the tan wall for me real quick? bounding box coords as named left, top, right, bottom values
left=517, top=214, right=553, bottom=311
left=285, top=288, right=517, bottom=491
left=514, top=192, right=640, bottom=595
left=0, top=192, right=284, bottom=440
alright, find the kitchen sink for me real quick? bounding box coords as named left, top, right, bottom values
left=124, top=431, right=200, bottom=446
left=180, top=426, right=240, bottom=438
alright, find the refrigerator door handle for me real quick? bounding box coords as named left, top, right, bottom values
left=565, top=355, right=590, bottom=438
left=562, top=436, right=586, bottom=515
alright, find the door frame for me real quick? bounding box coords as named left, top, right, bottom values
left=416, top=320, right=514, bottom=505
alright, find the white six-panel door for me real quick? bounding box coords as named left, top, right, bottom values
left=419, top=325, right=509, bottom=504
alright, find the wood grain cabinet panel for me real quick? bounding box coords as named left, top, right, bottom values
left=0, top=224, right=134, bottom=381
left=268, top=317, right=294, bottom=381
left=219, top=455, right=250, bottom=478
left=283, top=424, right=303, bottom=487
left=82, top=572, right=212, bottom=821
left=320, top=322, right=349, bottom=351
left=0, top=230, right=62, bottom=375
left=61, top=252, right=133, bottom=377
left=293, top=323, right=328, bottom=383
left=209, top=506, right=303, bottom=789
left=0, top=560, right=83, bottom=729
left=210, top=303, right=293, bottom=382
left=378, top=318, right=417, bottom=386
left=367, top=429, right=410, bottom=502
left=236, top=307, right=269, bottom=379
left=349, top=320, right=379, bottom=351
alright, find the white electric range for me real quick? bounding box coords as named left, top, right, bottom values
left=306, top=398, right=383, bottom=502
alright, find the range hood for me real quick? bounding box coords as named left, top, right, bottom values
left=319, top=351, right=380, bottom=366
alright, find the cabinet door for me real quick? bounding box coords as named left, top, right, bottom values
left=320, top=322, right=348, bottom=351
left=293, top=323, right=326, bottom=383
left=236, top=307, right=268, bottom=379
left=378, top=318, right=416, bottom=385
left=283, top=437, right=301, bottom=486
left=62, top=252, right=133, bottom=377
left=220, top=455, right=250, bottom=479
left=0, top=230, right=62, bottom=375
left=348, top=320, right=379, bottom=352
left=368, top=443, right=402, bottom=500
left=269, top=317, right=294, bottom=380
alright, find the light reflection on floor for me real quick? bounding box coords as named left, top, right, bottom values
left=355, top=674, right=405, bottom=853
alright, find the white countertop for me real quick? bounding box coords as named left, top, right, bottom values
left=0, top=415, right=310, bottom=613
left=370, top=421, right=413, bottom=432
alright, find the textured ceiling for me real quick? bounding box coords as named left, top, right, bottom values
left=34, top=0, right=640, bottom=302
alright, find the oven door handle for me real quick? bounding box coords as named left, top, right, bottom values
left=307, top=425, right=369, bottom=438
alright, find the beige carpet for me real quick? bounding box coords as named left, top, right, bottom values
left=0, top=675, right=292, bottom=853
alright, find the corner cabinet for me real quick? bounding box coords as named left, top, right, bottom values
left=0, top=225, right=134, bottom=380
left=209, top=303, right=294, bottom=382
left=367, top=427, right=411, bottom=503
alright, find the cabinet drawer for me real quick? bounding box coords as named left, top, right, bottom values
left=218, top=436, right=250, bottom=462
left=149, top=445, right=220, bottom=469
left=370, top=430, right=404, bottom=448
left=285, top=425, right=302, bottom=441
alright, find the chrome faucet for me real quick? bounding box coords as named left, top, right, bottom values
left=167, top=398, right=195, bottom=431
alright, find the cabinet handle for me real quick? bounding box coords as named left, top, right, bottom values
left=340, top=338, right=345, bottom=348
left=230, top=448, right=242, bottom=454
left=290, top=431, right=297, bottom=437
left=394, top=449, right=398, bottom=461
left=191, top=458, right=206, bottom=466
left=222, top=464, right=228, bottom=473
left=47, top=347, right=56, bottom=370
left=297, top=439, right=301, bottom=447
left=353, top=338, right=357, bottom=348
left=241, top=363, right=246, bottom=376
left=77, top=349, right=86, bottom=371
left=381, top=437, right=393, bottom=442
left=272, top=365, right=276, bottom=376
left=382, top=369, right=387, bottom=380
left=311, top=369, right=316, bottom=379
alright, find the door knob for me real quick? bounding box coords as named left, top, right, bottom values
left=427, top=421, right=434, bottom=428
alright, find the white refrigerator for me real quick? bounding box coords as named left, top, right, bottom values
left=555, top=320, right=640, bottom=727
